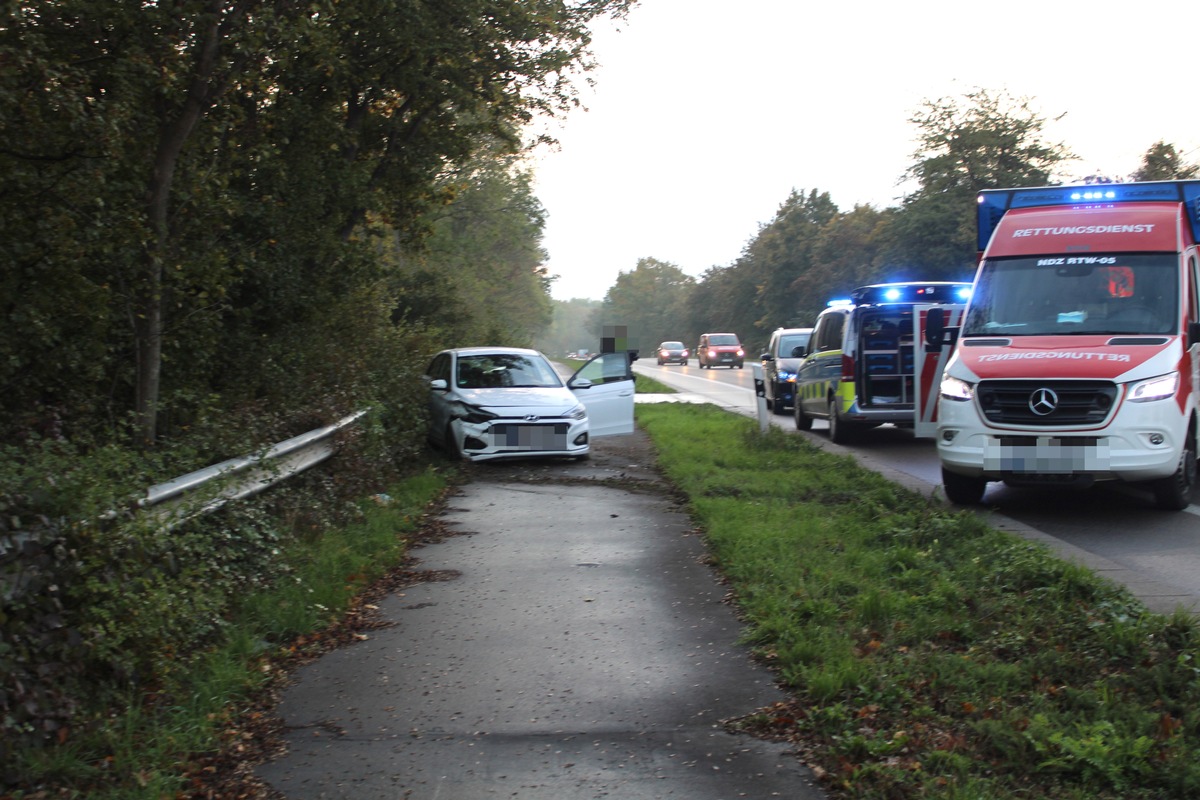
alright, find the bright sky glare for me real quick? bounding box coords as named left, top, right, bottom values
left=530, top=0, right=1199, bottom=302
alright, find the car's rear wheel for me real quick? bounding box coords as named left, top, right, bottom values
left=942, top=467, right=987, bottom=505
left=827, top=398, right=852, bottom=444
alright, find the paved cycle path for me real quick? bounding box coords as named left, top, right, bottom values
left=255, top=429, right=826, bottom=799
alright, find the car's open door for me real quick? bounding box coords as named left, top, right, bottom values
left=568, top=352, right=636, bottom=437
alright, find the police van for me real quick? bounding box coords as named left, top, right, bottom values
left=794, top=282, right=971, bottom=442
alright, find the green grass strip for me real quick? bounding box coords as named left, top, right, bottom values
left=12, top=468, right=447, bottom=799
left=636, top=403, right=1200, bottom=800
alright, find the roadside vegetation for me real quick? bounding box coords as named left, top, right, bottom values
left=636, top=403, right=1200, bottom=799
left=8, top=397, right=1200, bottom=798
left=7, top=466, right=451, bottom=798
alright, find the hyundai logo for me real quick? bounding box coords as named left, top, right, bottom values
left=524, top=414, right=540, bottom=422
left=1028, top=387, right=1059, bottom=416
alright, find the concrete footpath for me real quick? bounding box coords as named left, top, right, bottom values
left=254, top=426, right=827, bottom=799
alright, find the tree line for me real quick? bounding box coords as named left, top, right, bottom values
left=573, top=90, right=1198, bottom=360
left=1, top=0, right=634, bottom=454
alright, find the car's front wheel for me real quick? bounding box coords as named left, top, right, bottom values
left=772, top=384, right=788, bottom=415
left=443, top=423, right=463, bottom=461
left=794, top=399, right=813, bottom=431
left=1151, top=435, right=1197, bottom=510
left=942, top=467, right=987, bottom=505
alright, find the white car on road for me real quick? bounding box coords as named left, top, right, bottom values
left=424, top=347, right=636, bottom=462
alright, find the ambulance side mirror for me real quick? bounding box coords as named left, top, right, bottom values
left=1189, top=321, right=1200, bottom=348
left=925, top=309, right=944, bottom=350
left=924, top=308, right=959, bottom=353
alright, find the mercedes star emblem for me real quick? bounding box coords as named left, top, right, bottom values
left=1028, top=387, right=1059, bottom=416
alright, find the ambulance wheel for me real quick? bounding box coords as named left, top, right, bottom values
left=1151, top=440, right=1196, bottom=511
left=942, top=467, right=986, bottom=505
left=794, top=399, right=813, bottom=431
left=827, top=399, right=852, bottom=444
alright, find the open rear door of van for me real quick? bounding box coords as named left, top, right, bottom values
left=913, top=304, right=966, bottom=439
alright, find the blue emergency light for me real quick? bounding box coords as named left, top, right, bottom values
left=976, top=180, right=1200, bottom=252
left=845, top=282, right=973, bottom=306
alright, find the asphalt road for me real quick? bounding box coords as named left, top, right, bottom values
left=255, top=430, right=827, bottom=799
left=637, top=360, right=1200, bottom=617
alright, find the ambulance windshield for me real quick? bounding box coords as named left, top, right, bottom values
left=962, top=255, right=1178, bottom=336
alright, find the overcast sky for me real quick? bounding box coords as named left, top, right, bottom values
left=529, top=0, right=1199, bottom=302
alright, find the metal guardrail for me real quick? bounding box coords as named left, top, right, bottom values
left=140, top=410, right=368, bottom=530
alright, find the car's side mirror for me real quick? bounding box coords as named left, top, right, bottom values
left=1189, top=321, right=1200, bottom=347
left=568, top=377, right=594, bottom=390
left=760, top=352, right=773, bottom=361
left=430, top=378, right=448, bottom=391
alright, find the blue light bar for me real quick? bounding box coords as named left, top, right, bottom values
left=976, top=180, right=1200, bottom=252
left=846, top=282, right=973, bottom=306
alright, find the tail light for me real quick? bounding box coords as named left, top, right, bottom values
left=841, top=354, right=855, bottom=381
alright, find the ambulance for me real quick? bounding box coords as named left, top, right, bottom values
left=935, top=181, right=1200, bottom=510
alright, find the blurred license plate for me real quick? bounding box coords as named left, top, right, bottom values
left=984, top=437, right=1109, bottom=473
left=493, top=423, right=569, bottom=449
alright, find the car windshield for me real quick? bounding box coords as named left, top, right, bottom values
left=456, top=353, right=563, bottom=389
left=777, top=333, right=810, bottom=355
left=707, top=334, right=739, bottom=346
left=964, top=254, right=1178, bottom=336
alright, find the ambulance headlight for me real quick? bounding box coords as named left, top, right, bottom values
left=1128, top=372, right=1178, bottom=403
left=940, top=375, right=974, bottom=402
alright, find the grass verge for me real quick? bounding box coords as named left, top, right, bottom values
left=10, top=467, right=449, bottom=799
left=636, top=402, right=1200, bottom=800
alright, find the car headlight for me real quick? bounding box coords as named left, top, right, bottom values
left=566, top=403, right=587, bottom=421
left=940, top=375, right=974, bottom=402
left=449, top=401, right=498, bottom=424
left=1128, top=372, right=1178, bottom=403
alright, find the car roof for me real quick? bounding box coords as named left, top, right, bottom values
left=444, top=346, right=543, bottom=357
left=774, top=327, right=813, bottom=334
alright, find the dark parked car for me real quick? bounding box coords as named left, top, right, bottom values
left=760, top=327, right=813, bottom=414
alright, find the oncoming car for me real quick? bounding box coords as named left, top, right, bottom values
left=697, top=333, right=744, bottom=369
left=656, top=341, right=689, bottom=365
left=424, top=347, right=635, bottom=462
